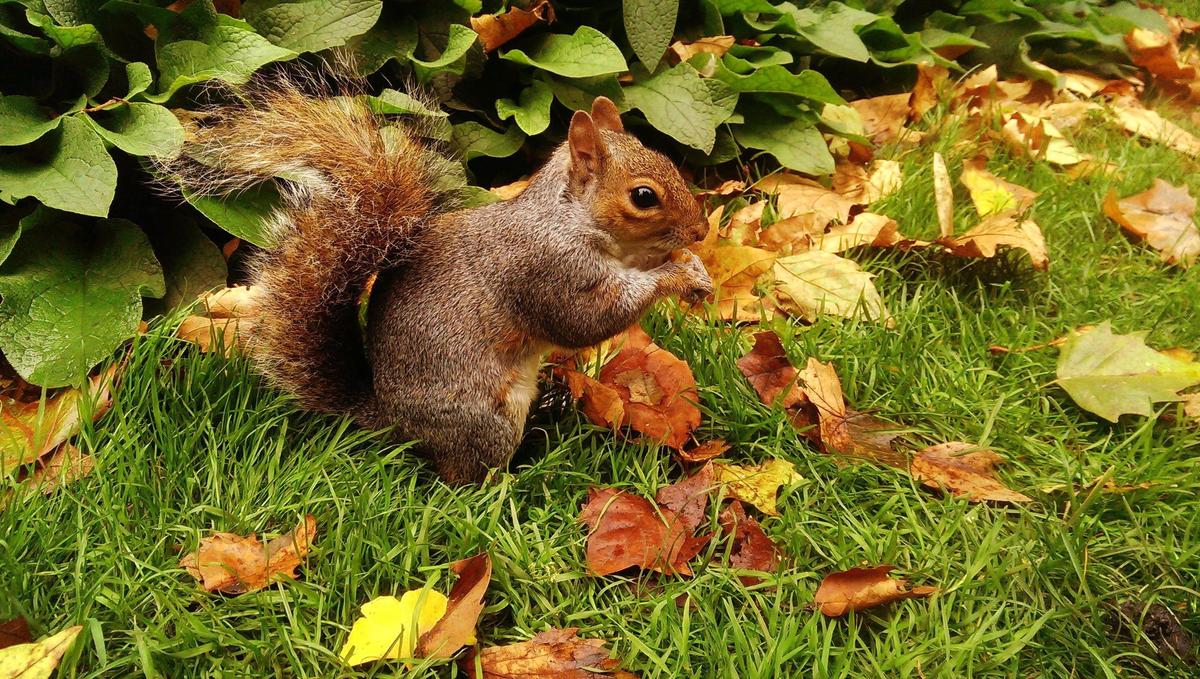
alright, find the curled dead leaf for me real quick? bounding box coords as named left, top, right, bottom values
left=1103, top=179, right=1199, bottom=268
left=1, top=365, right=114, bottom=473
left=812, top=565, right=937, bottom=617
left=417, top=553, right=491, bottom=659
left=959, top=158, right=1037, bottom=217
left=669, top=35, right=735, bottom=63
left=578, top=487, right=710, bottom=576
left=932, top=152, right=954, bottom=238
left=910, top=442, right=1031, bottom=503
left=719, top=500, right=781, bottom=585
left=737, top=331, right=806, bottom=409
left=1110, top=99, right=1200, bottom=157
left=470, top=0, right=554, bottom=52
left=180, top=515, right=317, bottom=594
left=676, top=438, right=730, bottom=464
left=462, top=628, right=635, bottom=679
left=938, top=215, right=1049, bottom=271
left=849, top=93, right=912, bottom=144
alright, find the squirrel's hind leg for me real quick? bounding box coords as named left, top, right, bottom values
left=394, top=402, right=524, bottom=485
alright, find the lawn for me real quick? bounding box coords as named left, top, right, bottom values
left=3, top=82, right=1200, bottom=679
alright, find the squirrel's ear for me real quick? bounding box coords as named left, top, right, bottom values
left=590, top=97, right=624, bottom=133
left=568, top=110, right=607, bottom=183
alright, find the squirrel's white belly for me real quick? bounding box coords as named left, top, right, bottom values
left=503, top=353, right=543, bottom=424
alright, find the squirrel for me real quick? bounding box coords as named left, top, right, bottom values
left=166, top=78, right=713, bottom=484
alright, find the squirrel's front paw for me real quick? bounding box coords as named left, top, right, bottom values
left=673, top=251, right=713, bottom=304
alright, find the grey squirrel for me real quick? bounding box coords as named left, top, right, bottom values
left=168, top=81, right=713, bottom=483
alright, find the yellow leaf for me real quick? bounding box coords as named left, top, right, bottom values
left=0, top=625, right=82, bottom=679
left=713, top=459, right=802, bottom=516
left=959, top=158, right=1037, bottom=217
left=1110, top=100, right=1200, bottom=157
left=771, top=251, right=891, bottom=325
left=341, top=590, right=449, bottom=666
left=932, top=152, right=954, bottom=237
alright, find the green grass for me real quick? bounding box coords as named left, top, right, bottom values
left=3, top=102, right=1200, bottom=677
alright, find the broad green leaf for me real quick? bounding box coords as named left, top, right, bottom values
left=543, top=74, right=625, bottom=111
left=1055, top=322, right=1200, bottom=422
left=709, top=0, right=778, bottom=13
left=0, top=95, right=60, bottom=146
left=780, top=2, right=876, bottom=63
left=0, top=115, right=116, bottom=217
left=624, top=0, right=678, bottom=70
left=624, top=62, right=735, bottom=153
left=723, top=45, right=793, bottom=73
left=146, top=217, right=227, bottom=310
left=501, top=26, right=626, bottom=78
left=149, top=3, right=296, bottom=103
left=185, top=182, right=281, bottom=247
left=24, top=9, right=104, bottom=50
left=713, top=63, right=844, bottom=104
left=771, top=250, right=890, bottom=324
left=495, top=80, right=553, bottom=136
left=0, top=11, right=51, bottom=54
left=41, top=0, right=102, bottom=25
left=410, top=22, right=475, bottom=69
left=242, top=0, right=381, bottom=53
left=0, top=211, right=21, bottom=266
left=365, top=89, right=446, bottom=117
left=84, top=103, right=184, bottom=157
left=733, top=117, right=834, bottom=175
left=341, top=10, right=417, bottom=75
left=53, top=43, right=110, bottom=97
left=451, top=122, right=524, bottom=160
left=0, top=208, right=164, bottom=387
left=124, top=62, right=153, bottom=98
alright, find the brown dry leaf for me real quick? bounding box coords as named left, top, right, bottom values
left=959, top=158, right=1037, bottom=217
left=470, top=0, right=554, bottom=52
left=669, top=35, right=735, bottom=63
left=180, top=515, right=317, bottom=594
left=910, top=442, right=1032, bottom=503
left=177, top=316, right=254, bottom=355
left=911, top=64, right=949, bottom=119
left=1103, top=179, right=1199, bottom=268
left=813, top=213, right=904, bottom=254
left=793, top=359, right=906, bottom=467
left=561, top=370, right=625, bottom=431
left=417, top=553, right=491, bottom=659
left=938, top=214, right=1049, bottom=271
left=1126, top=29, right=1199, bottom=100
left=736, top=330, right=806, bottom=409
left=932, top=152, right=955, bottom=237
left=812, top=565, right=937, bottom=617
left=578, top=487, right=710, bottom=576
left=677, top=439, right=731, bottom=463
left=1, top=366, right=114, bottom=473
left=1001, top=112, right=1086, bottom=165
left=755, top=177, right=859, bottom=225
left=1184, top=393, right=1200, bottom=421
left=22, top=443, right=95, bottom=496
left=200, top=285, right=259, bottom=318
left=654, top=463, right=714, bottom=533
left=1110, top=100, right=1200, bottom=157
left=462, top=628, right=635, bottom=678
left=849, top=93, right=912, bottom=144
left=833, top=159, right=903, bottom=203
left=0, top=617, right=31, bottom=650
left=594, top=327, right=700, bottom=449
left=719, top=500, right=781, bottom=585
left=711, top=459, right=801, bottom=516
left=489, top=179, right=529, bottom=200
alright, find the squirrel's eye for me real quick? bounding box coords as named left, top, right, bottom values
left=630, top=186, right=660, bottom=209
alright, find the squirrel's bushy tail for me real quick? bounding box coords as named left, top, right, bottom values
left=164, top=76, right=449, bottom=418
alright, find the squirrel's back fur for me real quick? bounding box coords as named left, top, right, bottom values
left=165, top=76, right=451, bottom=417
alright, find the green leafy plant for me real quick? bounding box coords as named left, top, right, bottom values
left=0, top=0, right=1173, bottom=387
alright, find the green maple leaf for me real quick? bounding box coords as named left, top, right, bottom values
left=1055, top=321, right=1200, bottom=422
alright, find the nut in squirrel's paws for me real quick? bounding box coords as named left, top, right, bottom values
left=671, top=249, right=714, bottom=304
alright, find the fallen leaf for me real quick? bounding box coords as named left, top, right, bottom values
left=0, top=366, right=114, bottom=474
left=578, top=487, right=710, bottom=576
left=1183, top=393, right=1200, bottom=422
left=833, top=160, right=903, bottom=203
left=812, top=566, right=936, bottom=617
left=417, top=553, right=491, bottom=659
left=798, top=358, right=852, bottom=452
left=180, top=515, right=317, bottom=594
left=177, top=316, right=254, bottom=355
left=1103, top=179, right=1199, bottom=268
left=938, top=214, right=1049, bottom=271
left=489, top=179, right=529, bottom=200
left=1001, top=112, right=1085, bottom=165
left=654, top=463, right=714, bottom=533
left=23, top=443, right=95, bottom=496
left=719, top=501, right=781, bottom=585
left=0, top=617, right=31, bottom=650
left=910, top=442, right=1031, bottom=503
left=1110, top=100, right=1200, bottom=157
left=932, top=152, right=954, bottom=237
left=697, top=179, right=747, bottom=197
left=199, top=285, right=259, bottom=318
left=849, top=93, right=912, bottom=144
left=560, top=327, right=700, bottom=449
left=911, top=64, right=949, bottom=119
left=697, top=243, right=776, bottom=321
left=341, top=590, right=449, bottom=666
left=812, top=213, right=905, bottom=254
left=755, top=178, right=859, bottom=226
left=1126, top=29, right=1199, bottom=101
left=1055, top=321, right=1200, bottom=421
left=462, top=628, right=634, bottom=678
left=676, top=438, right=730, bottom=463
left=771, top=251, right=891, bottom=324
left=0, top=625, right=82, bottom=679
left=959, top=158, right=1037, bottom=217
left=470, top=0, right=554, bottom=52
left=737, top=330, right=806, bottom=409
left=669, top=35, right=735, bottom=63
left=712, top=459, right=801, bottom=516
